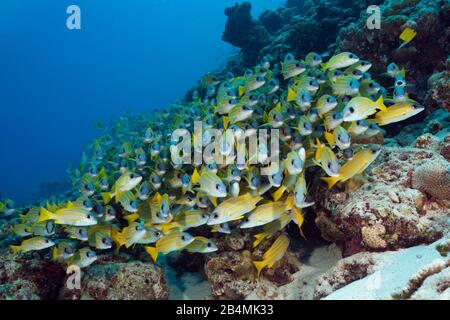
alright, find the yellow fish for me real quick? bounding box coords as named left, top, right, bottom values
left=321, top=52, right=359, bottom=71
left=145, top=230, right=194, bottom=262
left=38, top=205, right=97, bottom=227
left=11, top=236, right=55, bottom=255
left=101, top=171, right=142, bottom=204
left=373, top=102, right=424, bottom=126
left=240, top=201, right=292, bottom=229
left=253, top=234, right=290, bottom=277
left=207, top=192, right=262, bottom=225
left=321, top=147, right=381, bottom=188
left=398, top=27, right=417, bottom=50
left=253, top=212, right=293, bottom=247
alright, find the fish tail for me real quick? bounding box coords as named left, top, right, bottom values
left=272, top=185, right=286, bottom=201
left=287, top=88, right=296, bottom=102
left=321, top=176, right=339, bottom=189
left=253, top=233, right=268, bottom=248
left=38, top=207, right=54, bottom=223
left=209, top=196, right=218, bottom=207
left=145, top=246, right=159, bottom=262
left=253, top=260, right=266, bottom=277
left=101, top=192, right=113, bottom=204
left=375, top=96, right=387, bottom=112
left=10, top=245, right=20, bottom=255
left=191, top=168, right=200, bottom=185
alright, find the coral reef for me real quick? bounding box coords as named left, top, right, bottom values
left=336, top=0, right=449, bottom=107
left=313, top=146, right=449, bottom=255
left=0, top=249, right=65, bottom=300
left=59, top=256, right=169, bottom=300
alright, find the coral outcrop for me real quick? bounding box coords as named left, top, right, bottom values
left=313, top=146, right=449, bottom=256
left=59, top=256, right=169, bottom=300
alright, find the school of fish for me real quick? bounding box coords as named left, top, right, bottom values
left=2, top=39, right=423, bottom=276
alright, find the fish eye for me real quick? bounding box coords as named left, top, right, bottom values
left=228, top=99, right=234, bottom=104
left=87, top=214, right=92, bottom=219
left=45, top=239, right=50, bottom=243
left=181, top=235, right=186, bottom=241
left=327, top=163, right=332, bottom=168
left=207, top=242, right=212, bottom=247
left=349, top=53, right=356, bottom=59
left=295, top=62, right=300, bottom=68
left=349, top=107, right=355, bottom=113
left=213, top=213, right=219, bottom=219
left=102, top=237, right=109, bottom=244
left=215, top=183, right=221, bottom=190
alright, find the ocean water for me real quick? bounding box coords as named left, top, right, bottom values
left=0, top=0, right=284, bottom=205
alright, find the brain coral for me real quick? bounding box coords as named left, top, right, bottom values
left=412, top=159, right=450, bottom=200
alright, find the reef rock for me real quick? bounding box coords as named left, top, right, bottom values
left=59, top=257, right=169, bottom=300
left=337, top=0, right=449, bottom=107
left=204, top=241, right=301, bottom=300
left=0, top=249, right=66, bottom=300
left=314, top=146, right=449, bottom=256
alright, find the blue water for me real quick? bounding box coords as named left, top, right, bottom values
left=0, top=0, right=283, bottom=205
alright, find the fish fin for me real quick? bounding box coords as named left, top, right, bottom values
left=151, top=192, right=162, bottom=203
left=66, top=201, right=75, bottom=209
left=399, top=27, right=416, bottom=44
left=253, top=260, right=266, bottom=277
left=238, top=86, right=245, bottom=97
left=101, top=192, right=113, bottom=204
left=399, top=67, right=406, bottom=78
left=315, top=138, right=323, bottom=161
left=287, top=88, right=296, bottom=102
left=145, top=246, right=158, bottom=262
left=111, top=228, right=124, bottom=253
left=324, top=131, right=334, bottom=147
left=262, top=111, right=268, bottom=123
left=52, top=248, right=59, bottom=261
left=209, top=197, right=218, bottom=207
left=191, top=168, right=200, bottom=185
left=272, top=185, right=286, bottom=201
left=115, top=190, right=125, bottom=203
left=253, top=233, right=268, bottom=248
left=375, top=96, right=387, bottom=112
left=321, top=176, right=339, bottom=189
left=38, top=207, right=54, bottom=223
left=11, top=245, right=20, bottom=255
left=124, top=213, right=139, bottom=224
left=161, top=223, right=175, bottom=234
left=320, top=62, right=328, bottom=72
left=223, top=116, right=230, bottom=130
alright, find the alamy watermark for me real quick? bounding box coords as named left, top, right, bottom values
left=66, top=5, right=81, bottom=30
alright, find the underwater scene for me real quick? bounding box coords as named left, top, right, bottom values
left=0, top=0, right=449, bottom=301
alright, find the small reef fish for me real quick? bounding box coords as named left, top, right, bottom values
left=11, top=236, right=55, bottom=255
left=253, top=234, right=290, bottom=277
left=5, top=49, right=419, bottom=274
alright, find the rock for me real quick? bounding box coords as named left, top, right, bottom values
left=321, top=236, right=450, bottom=299
left=314, top=147, right=449, bottom=255
left=204, top=243, right=301, bottom=300
left=0, top=250, right=66, bottom=300
left=59, top=258, right=169, bottom=300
